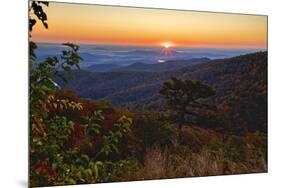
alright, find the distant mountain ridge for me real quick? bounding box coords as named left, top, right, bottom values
left=109, top=58, right=210, bottom=72
left=83, top=57, right=210, bottom=73
left=61, top=52, right=267, bottom=105
left=84, top=64, right=122, bottom=72
left=59, top=51, right=267, bottom=132
left=35, top=43, right=263, bottom=68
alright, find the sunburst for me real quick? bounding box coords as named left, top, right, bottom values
left=160, top=42, right=174, bottom=56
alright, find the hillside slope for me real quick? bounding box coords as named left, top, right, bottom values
left=60, top=51, right=267, bottom=131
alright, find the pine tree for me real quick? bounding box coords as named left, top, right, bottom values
left=160, top=77, right=216, bottom=143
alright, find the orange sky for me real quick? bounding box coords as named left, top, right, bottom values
left=31, top=2, right=267, bottom=49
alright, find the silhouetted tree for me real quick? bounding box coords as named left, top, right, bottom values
left=29, top=1, right=49, bottom=61
left=160, top=77, right=216, bottom=143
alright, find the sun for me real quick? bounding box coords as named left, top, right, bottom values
left=161, top=42, right=173, bottom=49
left=160, top=42, right=174, bottom=56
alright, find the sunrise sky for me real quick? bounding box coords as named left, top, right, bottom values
left=31, top=2, right=267, bottom=49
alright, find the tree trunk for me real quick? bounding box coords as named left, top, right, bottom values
left=178, top=123, right=183, bottom=144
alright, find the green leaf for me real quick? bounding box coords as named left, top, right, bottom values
left=63, top=66, right=71, bottom=72
left=102, top=145, right=111, bottom=156
left=111, top=144, right=119, bottom=153
left=43, top=22, right=48, bottom=29
left=94, top=161, right=103, bottom=179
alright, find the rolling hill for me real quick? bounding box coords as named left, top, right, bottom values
left=59, top=51, right=267, bottom=132
left=110, top=58, right=210, bottom=72
left=83, top=63, right=122, bottom=72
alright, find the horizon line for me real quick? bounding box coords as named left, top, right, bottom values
left=32, top=41, right=267, bottom=50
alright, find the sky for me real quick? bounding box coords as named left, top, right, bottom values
left=31, top=2, right=267, bottom=49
